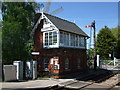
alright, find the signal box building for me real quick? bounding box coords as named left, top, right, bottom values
left=31, top=13, right=89, bottom=78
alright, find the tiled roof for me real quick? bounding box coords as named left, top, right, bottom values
left=44, top=13, right=89, bottom=37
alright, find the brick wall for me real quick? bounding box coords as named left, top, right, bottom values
left=33, top=48, right=87, bottom=78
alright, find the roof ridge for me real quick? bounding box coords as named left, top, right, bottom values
left=44, top=13, right=75, bottom=25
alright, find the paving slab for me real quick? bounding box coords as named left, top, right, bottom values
left=65, top=81, right=92, bottom=89
left=58, top=80, right=77, bottom=87
left=1, top=78, right=74, bottom=89
left=81, top=83, right=110, bottom=90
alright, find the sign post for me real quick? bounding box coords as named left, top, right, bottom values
left=92, top=20, right=97, bottom=70
left=85, top=20, right=97, bottom=70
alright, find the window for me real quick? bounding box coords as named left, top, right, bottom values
left=66, top=33, right=69, bottom=46
left=49, top=32, right=52, bottom=45
left=59, top=31, right=86, bottom=48
left=60, top=32, right=69, bottom=46
left=70, top=34, right=74, bottom=46
left=79, top=37, right=85, bottom=47
left=73, top=34, right=75, bottom=46
left=75, top=35, right=78, bottom=47
left=65, top=58, right=69, bottom=70
left=53, top=31, right=57, bottom=45
left=77, top=59, right=81, bottom=69
left=60, top=32, right=64, bottom=46
left=44, top=58, right=49, bottom=71
left=45, top=33, right=48, bottom=45
left=44, top=31, right=57, bottom=46
left=64, top=32, right=67, bottom=46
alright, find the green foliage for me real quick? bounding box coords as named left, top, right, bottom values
left=111, top=26, right=120, bottom=59
left=2, top=2, right=39, bottom=64
left=87, top=48, right=94, bottom=59
left=25, top=39, right=34, bottom=54
left=96, top=26, right=116, bottom=60
left=111, top=27, right=118, bottom=40
left=37, top=75, right=50, bottom=79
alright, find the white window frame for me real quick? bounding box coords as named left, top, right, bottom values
left=43, top=30, right=59, bottom=48
left=59, top=31, right=86, bottom=49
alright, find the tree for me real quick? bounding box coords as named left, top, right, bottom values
left=111, top=26, right=120, bottom=58
left=87, top=48, right=94, bottom=60
left=96, top=26, right=116, bottom=60
left=2, top=2, right=40, bottom=64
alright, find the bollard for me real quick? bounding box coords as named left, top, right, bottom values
left=97, top=55, right=100, bottom=67
left=114, top=57, right=116, bottom=66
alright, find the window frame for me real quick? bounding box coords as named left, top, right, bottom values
left=44, top=58, right=49, bottom=71
left=65, top=58, right=69, bottom=70
left=43, top=30, right=58, bottom=48
left=59, top=31, right=86, bottom=48
left=77, top=59, right=81, bottom=69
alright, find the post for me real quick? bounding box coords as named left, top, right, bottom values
left=97, top=55, right=100, bottom=67
left=92, top=20, right=97, bottom=70
left=114, top=57, right=116, bottom=66
left=89, top=27, right=92, bottom=49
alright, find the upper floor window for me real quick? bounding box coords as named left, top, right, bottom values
left=44, top=31, right=57, bottom=46
left=53, top=31, right=57, bottom=45
left=60, top=31, right=85, bottom=48
left=60, top=32, right=69, bottom=46
left=45, top=33, right=48, bottom=45
left=79, top=37, right=85, bottom=47
left=60, top=32, right=64, bottom=46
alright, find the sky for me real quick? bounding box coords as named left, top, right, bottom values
left=47, top=2, right=118, bottom=33
left=42, top=2, right=118, bottom=48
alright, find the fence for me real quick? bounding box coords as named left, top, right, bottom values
left=3, top=65, right=17, bottom=81
left=87, top=58, right=120, bottom=70
left=3, top=60, right=37, bottom=82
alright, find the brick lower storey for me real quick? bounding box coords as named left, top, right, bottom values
left=33, top=48, right=87, bottom=78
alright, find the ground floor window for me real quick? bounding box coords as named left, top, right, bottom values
left=77, top=59, right=81, bottom=69
left=44, top=58, right=49, bottom=71
left=65, top=58, right=69, bottom=70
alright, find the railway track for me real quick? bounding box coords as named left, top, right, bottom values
left=49, top=70, right=120, bottom=90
